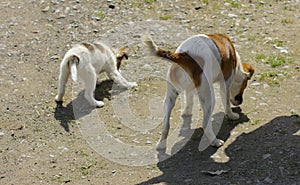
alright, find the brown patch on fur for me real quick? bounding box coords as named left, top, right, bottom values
left=242, top=63, right=255, bottom=79
left=81, top=43, right=95, bottom=52
left=156, top=48, right=202, bottom=87
left=237, top=63, right=255, bottom=96
left=206, top=34, right=237, bottom=81
left=116, top=48, right=128, bottom=70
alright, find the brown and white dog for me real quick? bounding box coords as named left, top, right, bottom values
left=144, top=34, right=254, bottom=148
left=55, top=42, right=137, bottom=108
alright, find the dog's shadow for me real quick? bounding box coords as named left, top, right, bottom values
left=54, top=79, right=126, bottom=132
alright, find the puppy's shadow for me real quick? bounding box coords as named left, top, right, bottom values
left=54, top=79, right=126, bottom=132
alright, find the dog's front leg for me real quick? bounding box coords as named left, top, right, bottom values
left=198, top=84, right=224, bottom=147
left=222, top=80, right=239, bottom=120
left=157, top=83, right=178, bottom=150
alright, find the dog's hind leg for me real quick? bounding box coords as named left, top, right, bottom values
left=182, top=90, right=194, bottom=116
left=55, top=62, right=70, bottom=103
left=82, top=65, right=104, bottom=108
left=157, top=83, right=178, bottom=150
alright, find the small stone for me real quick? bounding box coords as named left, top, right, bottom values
left=228, top=13, right=238, bottom=18
left=263, top=83, right=270, bottom=89
left=0, top=132, right=4, bottom=137
left=251, top=82, right=261, bottom=86
left=264, top=177, right=273, bottom=183
left=42, top=6, right=50, bottom=12
left=262, top=153, right=271, bottom=159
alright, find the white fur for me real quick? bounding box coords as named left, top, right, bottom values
left=55, top=42, right=137, bottom=107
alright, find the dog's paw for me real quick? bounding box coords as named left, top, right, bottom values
left=93, top=101, right=105, bottom=108
left=55, top=94, right=63, bottom=102
left=156, top=140, right=167, bottom=150
left=226, top=112, right=240, bottom=120
left=211, top=138, right=224, bottom=147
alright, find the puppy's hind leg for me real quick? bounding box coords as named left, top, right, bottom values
left=157, top=83, right=178, bottom=150
left=82, top=65, right=104, bottom=108
left=55, top=62, right=70, bottom=103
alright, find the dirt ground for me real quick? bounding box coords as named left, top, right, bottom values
left=0, top=0, right=299, bottom=184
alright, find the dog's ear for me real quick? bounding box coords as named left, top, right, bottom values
left=116, top=48, right=129, bottom=70
left=242, top=63, right=255, bottom=79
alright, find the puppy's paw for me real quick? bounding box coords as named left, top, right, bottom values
left=128, top=82, right=138, bottom=88
left=226, top=112, right=240, bottom=120
left=211, top=138, right=224, bottom=147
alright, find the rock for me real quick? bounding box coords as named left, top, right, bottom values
left=109, top=5, right=115, bottom=9
left=262, top=153, right=271, bottom=159
left=42, top=6, right=50, bottom=12
left=0, top=132, right=4, bottom=137
left=264, top=177, right=273, bottom=183
left=228, top=13, right=238, bottom=18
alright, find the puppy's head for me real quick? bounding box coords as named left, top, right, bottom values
left=116, top=48, right=129, bottom=70
left=230, top=63, right=255, bottom=106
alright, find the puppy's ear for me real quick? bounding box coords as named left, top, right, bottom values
left=242, top=63, right=255, bottom=79
left=116, top=48, right=129, bottom=70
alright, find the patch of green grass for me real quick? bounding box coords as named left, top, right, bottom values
left=264, top=38, right=284, bottom=47
left=203, top=0, right=209, bottom=4
left=280, top=18, right=294, bottom=24
left=255, top=54, right=267, bottom=60
left=97, top=12, right=105, bottom=19
left=255, top=54, right=293, bottom=68
left=250, top=119, right=261, bottom=125
left=160, top=15, right=171, bottom=20
left=144, top=0, right=156, bottom=4
left=266, top=56, right=286, bottom=67
left=226, top=0, right=240, bottom=8
left=258, top=71, right=287, bottom=86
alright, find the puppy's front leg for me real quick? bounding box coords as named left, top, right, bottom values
left=107, top=70, right=137, bottom=88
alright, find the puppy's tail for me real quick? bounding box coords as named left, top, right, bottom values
left=68, top=56, right=79, bottom=82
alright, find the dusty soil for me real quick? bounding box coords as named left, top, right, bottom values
left=0, top=0, right=299, bottom=184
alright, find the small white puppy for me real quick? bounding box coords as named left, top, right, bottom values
left=144, top=34, right=254, bottom=149
left=55, top=42, right=137, bottom=107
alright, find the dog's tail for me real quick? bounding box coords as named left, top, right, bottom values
left=143, top=34, right=202, bottom=86
left=143, top=34, right=180, bottom=62
left=68, top=55, right=79, bottom=82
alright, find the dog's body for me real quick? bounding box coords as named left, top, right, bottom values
left=145, top=34, right=254, bottom=148
left=55, top=42, right=137, bottom=107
